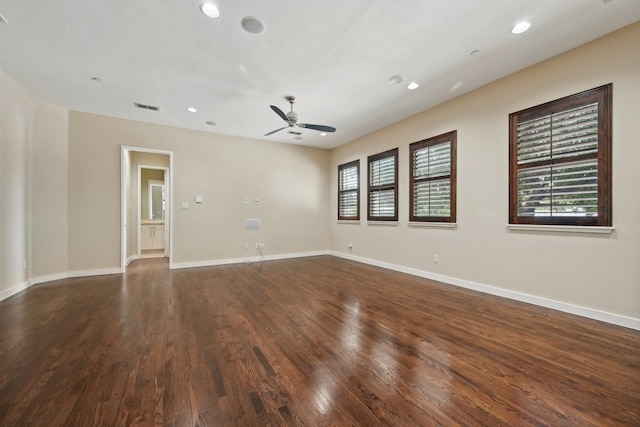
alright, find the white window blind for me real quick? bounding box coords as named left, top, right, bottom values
left=369, top=156, right=395, bottom=187
left=410, top=132, right=456, bottom=222
left=516, top=103, right=599, bottom=218
left=338, top=161, right=359, bottom=219
left=368, top=149, right=398, bottom=221
left=412, top=141, right=451, bottom=218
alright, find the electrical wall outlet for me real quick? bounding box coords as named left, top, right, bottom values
left=433, top=255, right=439, bottom=263
left=256, top=243, right=265, bottom=249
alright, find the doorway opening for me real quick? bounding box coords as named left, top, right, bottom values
left=121, top=146, right=174, bottom=270
left=139, top=166, right=168, bottom=259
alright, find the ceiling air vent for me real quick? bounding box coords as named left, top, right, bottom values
left=134, top=102, right=159, bottom=111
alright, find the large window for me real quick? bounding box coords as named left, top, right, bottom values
left=338, top=160, right=360, bottom=220
left=368, top=148, right=398, bottom=221
left=509, top=84, right=612, bottom=226
left=410, top=131, right=456, bottom=223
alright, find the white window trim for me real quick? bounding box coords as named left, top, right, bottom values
left=507, top=224, right=614, bottom=234
left=409, top=222, right=457, bottom=229
left=368, top=221, right=399, bottom=226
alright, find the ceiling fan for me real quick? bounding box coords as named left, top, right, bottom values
left=265, top=96, right=336, bottom=136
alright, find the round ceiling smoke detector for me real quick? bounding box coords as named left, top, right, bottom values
left=241, top=17, right=265, bottom=34
left=387, top=75, right=404, bottom=85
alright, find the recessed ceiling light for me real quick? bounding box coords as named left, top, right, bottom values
left=241, top=17, right=265, bottom=34
left=407, top=82, right=419, bottom=90
left=205, top=120, right=217, bottom=126
left=387, top=75, right=405, bottom=85
left=511, top=21, right=531, bottom=35
left=200, top=2, right=220, bottom=19
left=470, top=50, right=480, bottom=56
left=320, top=132, right=327, bottom=136
left=186, top=106, right=198, bottom=113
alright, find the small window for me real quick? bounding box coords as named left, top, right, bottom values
left=338, top=160, right=360, bottom=220
left=368, top=148, right=398, bottom=221
left=509, top=84, right=612, bottom=226
left=410, top=131, right=457, bottom=222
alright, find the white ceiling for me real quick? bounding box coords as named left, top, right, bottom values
left=0, top=0, right=639, bottom=149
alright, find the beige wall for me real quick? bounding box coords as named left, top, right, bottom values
left=0, top=70, right=31, bottom=297
left=330, top=23, right=640, bottom=320
left=30, top=100, right=69, bottom=280
left=0, top=71, right=68, bottom=293
left=68, top=112, right=331, bottom=269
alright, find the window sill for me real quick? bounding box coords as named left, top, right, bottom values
left=367, top=221, right=399, bottom=226
left=507, top=224, right=615, bottom=234
left=409, top=222, right=457, bottom=229
left=337, top=220, right=361, bottom=225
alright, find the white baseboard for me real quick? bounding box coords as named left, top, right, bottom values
left=170, top=250, right=330, bottom=270
left=13, top=268, right=123, bottom=298
left=67, top=267, right=123, bottom=278
left=0, top=280, right=29, bottom=302
left=29, top=272, right=68, bottom=286
left=330, top=251, right=640, bottom=331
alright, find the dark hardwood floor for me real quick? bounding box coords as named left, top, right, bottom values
left=0, top=256, right=638, bottom=426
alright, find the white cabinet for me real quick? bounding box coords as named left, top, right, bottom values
left=141, top=224, right=164, bottom=250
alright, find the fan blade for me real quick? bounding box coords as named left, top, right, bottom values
left=297, top=123, right=336, bottom=133
left=264, top=126, right=287, bottom=136
left=270, top=105, right=289, bottom=122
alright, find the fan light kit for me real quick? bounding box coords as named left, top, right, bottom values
left=186, top=106, right=198, bottom=113
left=407, top=82, right=420, bottom=90
left=265, top=96, right=336, bottom=137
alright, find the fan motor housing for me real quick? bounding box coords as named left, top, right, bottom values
left=286, top=111, right=298, bottom=123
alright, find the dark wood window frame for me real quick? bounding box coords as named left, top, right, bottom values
left=338, top=160, right=360, bottom=220
left=367, top=148, right=398, bottom=221
left=509, top=84, right=612, bottom=226
left=409, top=131, right=457, bottom=223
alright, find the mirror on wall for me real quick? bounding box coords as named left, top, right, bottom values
left=141, top=169, right=165, bottom=221
left=149, top=181, right=165, bottom=220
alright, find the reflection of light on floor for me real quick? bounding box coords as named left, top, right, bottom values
left=413, top=342, right=452, bottom=408
left=340, top=299, right=361, bottom=358
left=372, top=342, right=398, bottom=394
left=312, top=366, right=336, bottom=415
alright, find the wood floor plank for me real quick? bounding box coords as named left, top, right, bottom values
left=0, top=255, right=638, bottom=426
